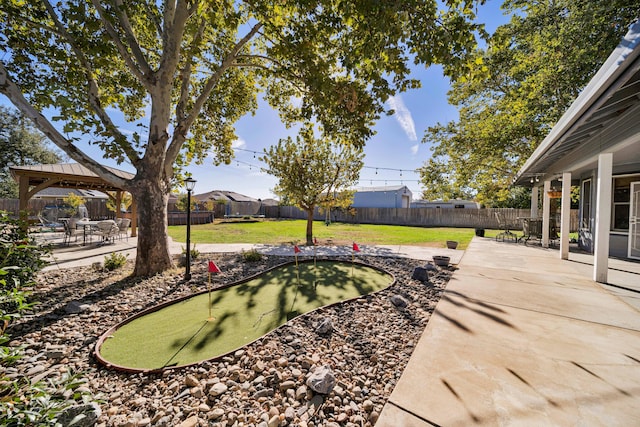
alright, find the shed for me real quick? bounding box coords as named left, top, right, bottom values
left=352, top=185, right=412, bottom=208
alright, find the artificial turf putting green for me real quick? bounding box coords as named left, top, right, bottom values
left=98, top=260, right=393, bottom=371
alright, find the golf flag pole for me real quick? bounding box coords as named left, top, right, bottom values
left=313, top=237, right=318, bottom=287
left=207, top=260, right=220, bottom=321
left=352, top=242, right=360, bottom=276
left=313, top=236, right=318, bottom=268
left=294, top=245, right=301, bottom=285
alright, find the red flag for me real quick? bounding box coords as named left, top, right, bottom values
left=208, top=260, right=220, bottom=273
left=294, top=245, right=301, bottom=254
left=352, top=242, right=360, bottom=252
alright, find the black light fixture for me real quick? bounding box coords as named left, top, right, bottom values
left=184, top=177, right=196, bottom=281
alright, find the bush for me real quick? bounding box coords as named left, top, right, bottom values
left=242, top=248, right=262, bottom=262
left=0, top=211, right=99, bottom=425
left=0, top=211, right=49, bottom=291
left=103, top=252, right=128, bottom=271
left=181, top=244, right=199, bottom=260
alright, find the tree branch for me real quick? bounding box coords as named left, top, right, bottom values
left=176, top=18, right=206, bottom=122
left=42, top=0, right=141, bottom=167
left=112, top=0, right=155, bottom=76
left=90, top=0, right=150, bottom=84
left=0, top=62, right=130, bottom=189
left=165, top=22, right=263, bottom=174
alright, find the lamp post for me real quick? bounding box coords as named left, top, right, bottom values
left=185, top=177, right=196, bottom=281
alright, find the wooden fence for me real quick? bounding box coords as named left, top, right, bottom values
left=2, top=197, right=579, bottom=231
left=0, top=198, right=111, bottom=220
left=264, top=206, right=580, bottom=232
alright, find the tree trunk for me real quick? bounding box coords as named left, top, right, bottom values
left=131, top=176, right=173, bottom=277
left=306, top=208, right=314, bottom=246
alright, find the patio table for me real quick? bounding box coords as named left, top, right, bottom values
left=76, top=220, right=100, bottom=246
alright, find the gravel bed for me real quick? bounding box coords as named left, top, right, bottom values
left=6, top=254, right=453, bottom=427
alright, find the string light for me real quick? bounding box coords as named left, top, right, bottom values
left=233, top=147, right=419, bottom=175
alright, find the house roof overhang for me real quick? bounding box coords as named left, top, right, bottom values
left=514, top=20, right=640, bottom=186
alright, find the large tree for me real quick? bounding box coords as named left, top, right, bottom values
left=419, top=0, right=639, bottom=206
left=0, top=106, right=64, bottom=198
left=261, top=124, right=363, bottom=245
left=0, top=1, right=481, bottom=276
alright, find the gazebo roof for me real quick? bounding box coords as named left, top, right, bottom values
left=10, top=163, right=135, bottom=192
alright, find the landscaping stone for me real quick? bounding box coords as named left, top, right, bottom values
left=411, top=266, right=429, bottom=282
left=315, top=317, right=334, bottom=335
left=306, top=365, right=336, bottom=394
left=390, top=294, right=409, bottom=308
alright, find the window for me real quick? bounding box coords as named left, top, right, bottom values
left=580, top=179, right=591, bottom=230
left=612, top=175, right=640, bottom=231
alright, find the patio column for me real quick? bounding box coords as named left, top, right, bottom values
left=531, top=186, right=539, bottom=218
left=542, top=180, right=551, bottom=248
left=18, top=175, right=29, bottom=231
left=594, top=153, right=613, bottom=283
left=560, top=172, right=572, bottom=259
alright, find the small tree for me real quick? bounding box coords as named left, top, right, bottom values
left=61, top=192, right=86, bottom=217
left=175, top=193, right=198, bottom=212
left=261, top=124, right=363, bottom=245
left=106, top=191, right=132, bottom=213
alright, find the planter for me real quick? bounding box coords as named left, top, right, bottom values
left=432, top=255, right=450, bottom=267
left=547, top=191, right=562, bottom=198
left=475, top=228, right=485, bottom=237
left=446, top=240, right=458, bottom=250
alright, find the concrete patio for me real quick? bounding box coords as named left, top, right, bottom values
left=377, top=237, right=640, bottom=426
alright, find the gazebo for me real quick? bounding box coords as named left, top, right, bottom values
left=10, top=163, right=138, bottom=237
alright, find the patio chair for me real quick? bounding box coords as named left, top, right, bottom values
left=495, top=212, right=520, bottom=242
left=62, top=218, right=80, bottom=246
left=116, top=218, right=131, bottom=241
left=521, top=218, right=543, bottom=245
left=93, top=220, right=119, bottom=245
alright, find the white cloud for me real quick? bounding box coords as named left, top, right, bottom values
left=232, top=137, right=246, bottom=149
left=410, top=144, right=419, bottom=155
left=387, top=95, right=417, bottom=141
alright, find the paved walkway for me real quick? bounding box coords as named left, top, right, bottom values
left=376, top=237, right=640, bottom=426
left=41, top=234, right=464, bottom=270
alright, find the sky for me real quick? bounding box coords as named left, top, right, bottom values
left=1, top=1, right=510, bottom=201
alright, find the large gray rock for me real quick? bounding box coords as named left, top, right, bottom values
left=411, top=267, right=429, bottom=282
left=306, top=365, right=336, bottom=395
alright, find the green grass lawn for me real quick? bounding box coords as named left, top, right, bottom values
left=98, top=260, right=393, bottom=370
left=168, top=219, right=476, bottom=249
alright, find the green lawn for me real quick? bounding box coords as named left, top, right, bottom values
left=98, top=260, right=393, bottom=370
left=168, top=219, right=476, bottom=249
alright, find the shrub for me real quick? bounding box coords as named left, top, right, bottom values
left=242, top=248, right=262, bottom=262
left=103, top=252, right=128, bottom=271
left=0, top=212, right=99, bottom=425
left=181, top=244, right=199, bottom=260
left=0, top=211, right=49, bottom=290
